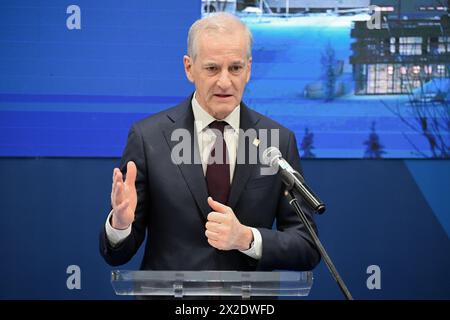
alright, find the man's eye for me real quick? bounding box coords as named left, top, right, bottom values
left=230, top=65, right=243, bottom=73
left=205, top=66, right=218, bottom=72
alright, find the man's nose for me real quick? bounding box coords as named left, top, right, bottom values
left=217, top=70, right=232, bottom=89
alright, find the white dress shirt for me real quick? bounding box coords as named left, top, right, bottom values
left=105, top=93, right=262, bottom=260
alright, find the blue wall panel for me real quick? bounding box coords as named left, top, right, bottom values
left=0, top=158, right=448, bottom=299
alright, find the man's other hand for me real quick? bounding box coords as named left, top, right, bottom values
left=205, top=197, right=253, bottom=251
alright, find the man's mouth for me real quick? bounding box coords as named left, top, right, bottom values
left=214, top=94, right=233, bottom=98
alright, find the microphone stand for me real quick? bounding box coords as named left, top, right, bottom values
left=284, top=188, right=354, bottom=300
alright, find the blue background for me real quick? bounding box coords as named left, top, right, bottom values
left=0, top=0, right=193, bottom=157
left=0, top=1, right=449, bottom=299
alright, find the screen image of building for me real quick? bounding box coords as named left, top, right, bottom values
left=265, top=0, right=370, bottom=13
left=371, top=0, right=449, bottom=19
left=202, top=0, right=237, bottom=14
left=351, top=0, right=450, bottom=95
left=202, top=1, right=371, bottom=14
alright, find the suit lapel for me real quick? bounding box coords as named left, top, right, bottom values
left=228, top=103, right=261, bottom=209
left=162, top=99, right=211, bottom=219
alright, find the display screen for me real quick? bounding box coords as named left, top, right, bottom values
left=1, top=0, right=449, bottom=158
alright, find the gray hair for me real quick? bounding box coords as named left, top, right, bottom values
left=187, top=12, right=253, bottom=61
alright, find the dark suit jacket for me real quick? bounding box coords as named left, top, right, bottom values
left=100, top=96, right=320, bottom=271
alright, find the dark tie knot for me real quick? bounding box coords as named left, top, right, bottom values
left=209, top=120, right=228, bottom=134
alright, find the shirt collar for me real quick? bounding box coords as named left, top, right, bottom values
left=191, top=92, right=240, bottom=134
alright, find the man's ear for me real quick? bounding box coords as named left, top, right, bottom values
left=246, top=57, right=252, bottom=83
left=183, top=55, right=194, bottom=83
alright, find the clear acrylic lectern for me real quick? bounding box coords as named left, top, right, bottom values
left=111, top=270, right=313, bottom=298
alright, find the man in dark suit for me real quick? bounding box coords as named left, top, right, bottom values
left=100, top=13, right=320, bottom=272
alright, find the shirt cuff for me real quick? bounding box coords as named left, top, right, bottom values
left=105, top=210, right=132, bottom=247
left=239, top=227, right=262, bottom=260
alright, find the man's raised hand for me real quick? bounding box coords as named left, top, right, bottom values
left=110, top=161, right=137, bottom=229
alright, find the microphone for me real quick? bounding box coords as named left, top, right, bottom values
left=262, top=147, right=326, bottom=214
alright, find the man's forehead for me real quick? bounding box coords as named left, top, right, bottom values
left=196, top=43, right=248, bottom=63
left=197, top=29, right=247, bottom=47
left=200, top=24, right=245, bottom=37
left=201, top=59, right=246, bottom=65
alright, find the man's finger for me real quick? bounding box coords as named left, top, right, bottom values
left=112, top=182, right=119, bottom=207
left=205, top=229, right=219, bottom=241
left=113, top=181, right=123, bottom=207
left=111, top=181, right=116, bottom=205
left=205, top=221, right=221, bottom=233
left=113, top=168, right=123, bottom=183
left=207, top=238, right=222, bottom=250
left=207, top=211, right=227, bottom=223
left=125, top=161, right=137, bottom=187
left=207, top=197, right=230, bottom=214
left=112, top=168, right=119, bottom=182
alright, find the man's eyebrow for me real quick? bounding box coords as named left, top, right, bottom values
left=202, top=62, right=219, bottom=67
left=201, top=61, right=245, bottom=68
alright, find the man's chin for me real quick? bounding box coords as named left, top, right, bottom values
left=212, top=105, right=238, bottom=119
